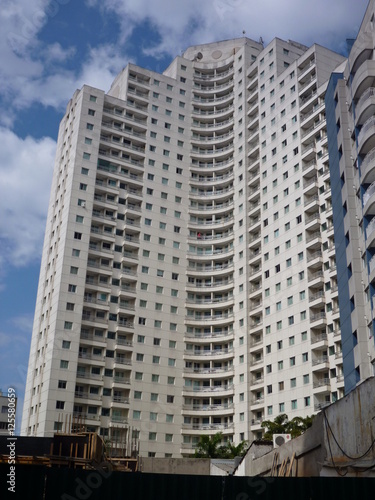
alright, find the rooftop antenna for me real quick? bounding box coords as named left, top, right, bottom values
left=259, top=36, right=264, bottom=46
left=242, top=30, right=246, bottom=35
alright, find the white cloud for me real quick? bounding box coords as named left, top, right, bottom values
left=91, top=0, right=368, bottom=57
left=0, top=127, right=56, bottom=269
left=0, top=1, right=129, bottom=115
left=10, top=314, right=34, bottom=333
left=42, top=42, right=76, bottom=63
left=2, top=43, right=129, bottom=111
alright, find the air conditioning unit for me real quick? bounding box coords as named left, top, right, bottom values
left=273, top=434, right=291, bottom=448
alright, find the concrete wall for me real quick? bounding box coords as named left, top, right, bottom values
left=320, top=376, right=375, bottom=475
left=236, top=415, right=324, bottom=477
left=139, top=457, right=210, bottom=475
left=236, top=376, right=375, bottom=477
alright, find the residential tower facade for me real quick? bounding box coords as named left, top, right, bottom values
left=22, top=20, right=370, bottom=457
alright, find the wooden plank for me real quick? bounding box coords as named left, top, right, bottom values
left=279, top=457, right=289, bottom=477
left=270, top=452, right=279, bottom=476
left=286, top=452, right=296, bottom=477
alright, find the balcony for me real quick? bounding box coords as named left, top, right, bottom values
left=358, top=116, right=375, bottom=155
left=112, top=376, right=131, bottom=385
left=310, top=311, right=326, bottom=326
left=312, top=355, right=329, bottom=369
left=360, top=147, right=375, bottom=185
left=182, top=422, right=234, bottom=432
left=184, top=347, right=234, bottom=357
left=311, top=333, right=328, bottom=345
left=308, top=270, right=324, bottom=284
left=363, top=181, right=375, bottom=217
left=182, top=403, right=234, bottom=412
left=74, top=391, right=101, bottom=401
left=182, top=384, right=234, bottom=393
left=356, top=87, right=375, bottom=126
left=313, top=378, right=331, bottom=392
left=309, top=290, right=325, bottom=304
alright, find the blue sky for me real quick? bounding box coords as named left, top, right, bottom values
left=0, top=0, right=368, bottom=433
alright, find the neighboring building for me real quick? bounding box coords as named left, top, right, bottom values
left=0, top=389, right=17, bottom=436
left=21, top=3, right=372, bottom=457
left=325, top=0, right=375, bottom=394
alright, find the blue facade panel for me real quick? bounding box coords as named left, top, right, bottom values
left=325, top=73, right=357, bottom=393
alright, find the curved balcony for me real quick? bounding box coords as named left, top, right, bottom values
left=184, top=328, right=234, bottom=340
left=191, top=116, right=234, bottom=132
left=186, top=295, right=234, bottom=308
left=189, top=186, right=234, bottom=201
left=194, top=67, right=233, bottom=82
left=366, top=217, right=375, bottom=248
left=356, top=87, right=375, bottom=127
left=187, top=264, right=234, bottom=278
left=349, top=33, right=373, bottom=74
left=191, top=131, right=234, bottom=146
left=184, top=366, right=234, bottom=378
left=190, top=156, right=234, bottom=172
left=192, top=104, right=234, bottom=118
left=191, top=143, right=234, bottom=158
left=182, top=384, right=234, bottom=394
left=186, top=277, right=234, bottom=291
left=363, top=180, right=375, bottom=215
left=188, top=215, right=234, bottom=227
left=189, top=201, right=235, bottom=216
left=351, top=60, right=375, bottom=101
left=360, top=147, right=375, bottom=184
left=185, top=313, right=234, bottom=327
left=358, top=116, right=375, bottom=155
left=187, top=246, right=234, bottom=261
left=192, top=91, right=234, bottom=107
left=182, top=403, right=234, bottom=413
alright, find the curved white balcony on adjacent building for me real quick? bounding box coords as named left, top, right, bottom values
left=358, top=116, right=375, bottom=155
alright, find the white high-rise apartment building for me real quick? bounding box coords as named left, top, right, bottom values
left=22, top=33, right=348, bottom=457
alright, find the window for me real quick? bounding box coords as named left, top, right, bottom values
left=58, top=380, right=67, bottom=389
left=60, top=360, right=69, bottom=369
left=68, top=284, right=76, bottom=293
left=290, top=356, right=295, bottom=366
left=288, top=316, right=294, bottom=325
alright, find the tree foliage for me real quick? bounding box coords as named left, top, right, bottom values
left=261, top=413, right=314, bottom=440
left=194, top=432, right=248, bottom=458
